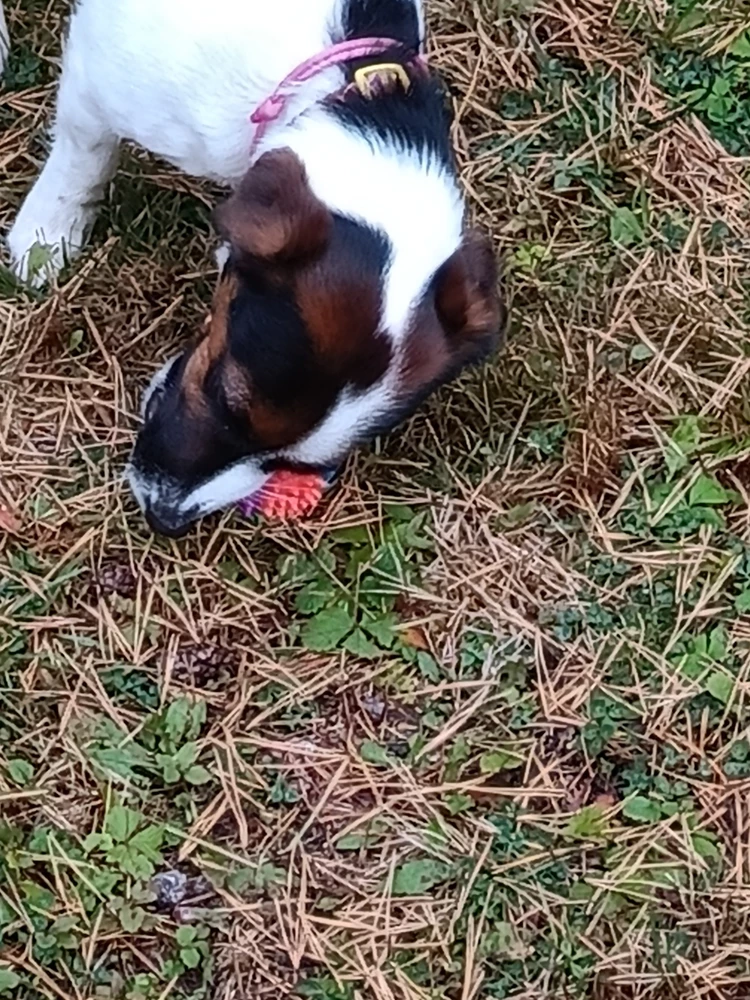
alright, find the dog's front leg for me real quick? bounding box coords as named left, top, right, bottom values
left=0, top=2, right=9, bottom=73
left=8, top=68, right=120, bottom=286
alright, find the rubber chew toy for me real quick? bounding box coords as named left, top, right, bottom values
left=237, top=470, right=326, bottom=521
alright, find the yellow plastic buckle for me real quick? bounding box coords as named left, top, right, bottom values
left=353, top=62, right=411, bottom=98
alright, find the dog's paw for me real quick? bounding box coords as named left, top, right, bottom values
left=7, top=240, right=63, bottom=289
left=0, top=14, right=9, bottom=77
left=7, top=209, right=92, bottom=288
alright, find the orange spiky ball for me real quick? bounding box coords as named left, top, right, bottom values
left=238, top=470, right=326, bottom=521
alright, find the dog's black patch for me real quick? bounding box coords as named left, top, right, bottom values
left=329, top=1, right=453, bottom=169
left=339, top=0, right=421, bottom=49
left=227, top=266, right=321, bottom=409
left=226, top=212, right=390, bottom=404
left=132, top=356, right=250, bottom=485
left=326, top=71, right=454, bottom=169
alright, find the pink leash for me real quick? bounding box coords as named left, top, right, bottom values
left=250, top=36, right=420, bottom=153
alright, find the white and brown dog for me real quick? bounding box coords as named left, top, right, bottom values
left=4, top=0, right=502, bottom=536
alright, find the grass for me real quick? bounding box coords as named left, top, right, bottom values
left=3, top=0, right=750, bottom=996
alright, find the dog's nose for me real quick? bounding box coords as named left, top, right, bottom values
left=144, top=507, right=192, bottom=538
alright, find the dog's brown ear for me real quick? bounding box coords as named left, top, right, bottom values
left=214, top=148, right=331, bottom=262
left=435, top=231, right=503, bottom=353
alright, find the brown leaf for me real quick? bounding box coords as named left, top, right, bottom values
left=594, top=793, right=617, bottom=809
left=400, top=626, right=429, bottom=650
left=0, top=505, right=21, bottom=534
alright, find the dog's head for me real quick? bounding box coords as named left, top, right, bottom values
left=128, top=149, right=501, bottom=536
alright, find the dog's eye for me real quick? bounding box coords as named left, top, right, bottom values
left=142, top=379, right=170, bottom=423
left=144, top=388, right=162, bottom=423
left=141, top=356, right=179, bottom=422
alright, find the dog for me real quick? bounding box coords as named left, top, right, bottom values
left=5, top=0, right=503, bottom=537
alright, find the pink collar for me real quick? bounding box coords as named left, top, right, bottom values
left=250, top=36, right=421, bottom=153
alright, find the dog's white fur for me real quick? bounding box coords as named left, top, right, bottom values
left=5, top=0, right=465, bottom=525
left=0, top=7, right=7, bottom=74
